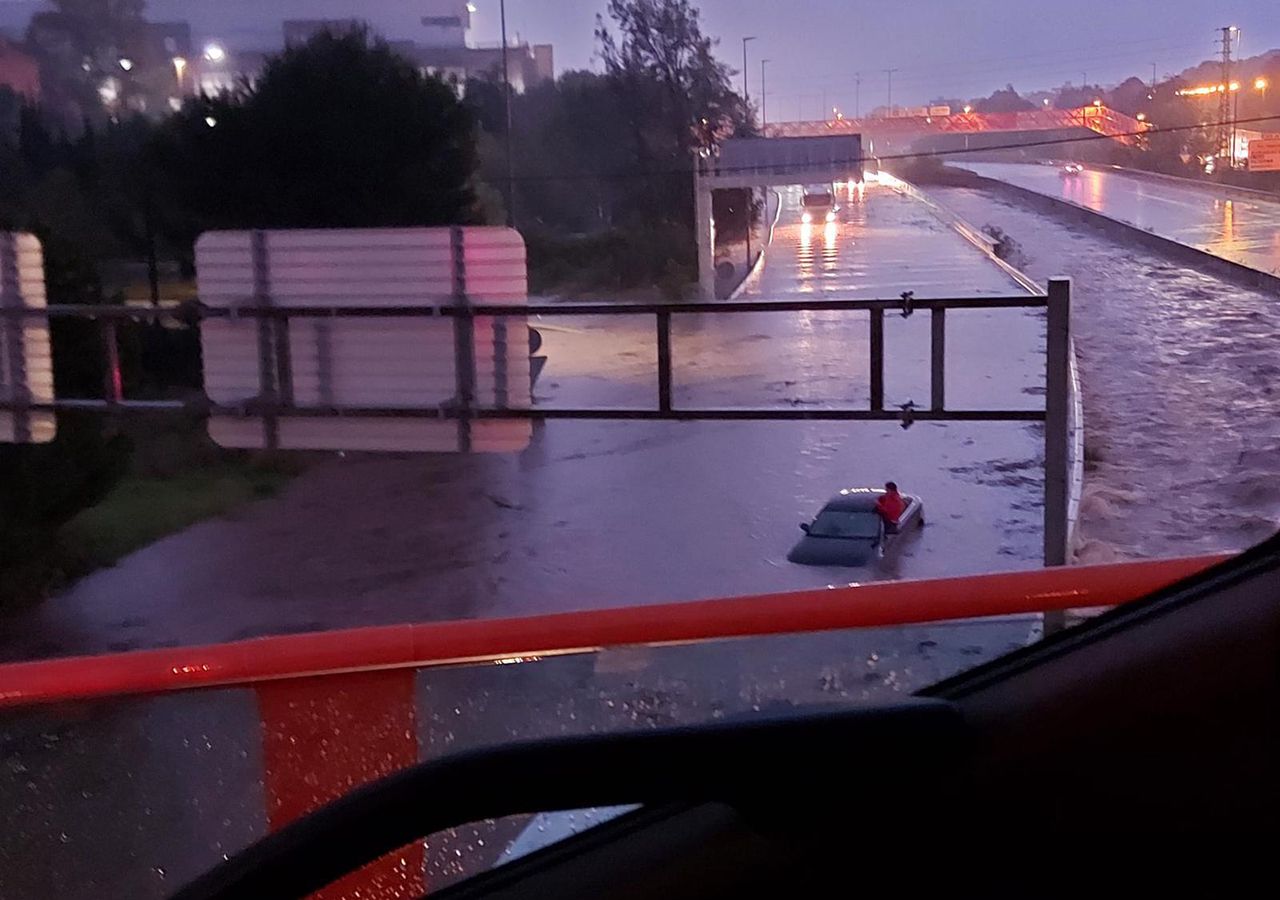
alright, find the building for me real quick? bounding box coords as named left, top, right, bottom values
left=404, top=41, right=553, bottom=95
left=0, top=36, right=39, bottom=100
left=420, top=0, right=473, bottom=48
left=194, top=45, right=268, bottom=98
left=283, top=19, right=366, bottom=47
left=279, top=14, right=553, bottom=96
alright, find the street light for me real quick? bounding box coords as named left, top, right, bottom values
left=740, top=36, right=757, bottom=271
left=500, top=0, right=515, bottom=228
left=760, top=58, right=770, bottom=126
left=203, top=42, right=226, bottom=63
left=118, top=57, right=134, bottom=72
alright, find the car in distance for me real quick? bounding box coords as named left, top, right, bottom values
left=788, top=488, right=925, bottom=567
left=1060, top=163, right=1084, bottom=177
left=801, top=184, right=838, bottom=224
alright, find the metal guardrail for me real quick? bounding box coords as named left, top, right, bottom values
left=0, top=294, right=1053, bottom=424
left=2, top=286, right=1075, bottom=569
left=0, top=554, right=1228, bottom=709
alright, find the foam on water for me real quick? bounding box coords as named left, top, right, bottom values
left=937, top=186, right=1280, bottom=561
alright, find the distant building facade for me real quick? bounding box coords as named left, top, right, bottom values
left=9, top=2, right=553, bottom=120
left=280, top=14, right=553, bottom=97
left=0, top=36, right=39, bottom=100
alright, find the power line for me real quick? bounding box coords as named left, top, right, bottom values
left=791, top=32, right=1218, bottom=87
left=498, top=113, right=1280, bottom=185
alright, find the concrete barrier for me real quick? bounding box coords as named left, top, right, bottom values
left=728, top=189, right=783, bottom=301
left=887, top=175, right=1087, bottom=559
left=969, top=176, right=1280, bottom=296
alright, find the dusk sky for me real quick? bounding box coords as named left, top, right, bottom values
left=3, top=1, right=1277, bottom=113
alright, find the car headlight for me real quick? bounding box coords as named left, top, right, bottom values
left=802, top=212, right=813, bottom=224
left=826, top=211, right=837, bottom=223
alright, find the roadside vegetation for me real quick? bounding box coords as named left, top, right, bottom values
left=465, top=0, right=757, bottom=297
left=0, top=0, right=758, bottom=605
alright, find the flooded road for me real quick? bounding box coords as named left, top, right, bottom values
left=0, top=183, right=1047, bottom=662
left=0, top=183, right=1055, bottom=899
left=960, top=162, right=1280, bottom=277
left=935, top=184, right=1280, bottom=563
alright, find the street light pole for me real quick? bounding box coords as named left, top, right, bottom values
left=883, top=68, right=898, bottom=112
left=855, top=72, right=862, bottom=119
left=761, top=58, right=770, bottom=127
left=500, top=0, right=515, bottom=228
left=741, top=36, right=757, bottom=272
left=1232, top=85, right=1240, bottom=168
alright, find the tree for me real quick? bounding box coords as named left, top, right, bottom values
left=593, top=0, right=754, bottom=237
left=154, top=29, right=478, bottom=232
left=0, top=88, right=23, bottom=143
left=25, top=0, right=148, bottom=128
left=1052, top=81, right=1111, bottom=110
left=1106, top=76, right=1152, bottom=116
left=975, top=84, right=1035, bottom=114
left=596, top=0, right=752, bottom=164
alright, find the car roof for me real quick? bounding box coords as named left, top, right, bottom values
left=822, top=489, right=886, bottom=512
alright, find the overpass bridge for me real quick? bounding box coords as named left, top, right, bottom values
left=766, top=105, right=1148, bottom=151
left=697, top=107, right=1147, bottom=298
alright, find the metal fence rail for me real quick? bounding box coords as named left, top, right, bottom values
left=1, top=285, right=1072, bottom=562
left=0, top=553, right=1225, bottom=710
left=0, top=292, right=1053, bottom=421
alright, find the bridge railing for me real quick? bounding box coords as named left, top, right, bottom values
left=764, top=106, right=1150, bottom=142
left=0, top=554, right=1226, bottom=898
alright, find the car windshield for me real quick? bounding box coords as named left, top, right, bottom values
left=809, top=509, right=882, bottom=539
left=0, top=0, right=1277, bottom=895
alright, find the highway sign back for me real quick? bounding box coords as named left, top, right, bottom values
left=0, top=233, right=56, bottom=444
left=1248, top=138, right=1280, bottom=172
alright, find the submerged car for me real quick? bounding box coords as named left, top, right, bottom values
left=788, top=488, right=925, bottom=567
left=1061, top=163, right=1084, bottom=176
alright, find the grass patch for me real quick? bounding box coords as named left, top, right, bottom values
left=59, top=463, right=294, bottom=574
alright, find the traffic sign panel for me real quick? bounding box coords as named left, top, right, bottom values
left=197, top=227, right=533, bottom=453
left=1248, top=137, right=1280, bottom=172
left=0, top=233, right=56, bottom=444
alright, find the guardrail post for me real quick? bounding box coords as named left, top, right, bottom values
left=869, top=307, right=884, bottom=411
left=1044, top=278, right=1072, bottom=634
left=250, top=230, right=280, bottom=450
left=256, top=670, right=424, bottom=897
left=451, top=227, right=476, bottom=452
left=657, top=311, right=673, bottom=413
left=101, top=319, right=123, bottom=404
left=930, top=307, right=946, bottom=411
left=695, top=176, right=715, bottom=300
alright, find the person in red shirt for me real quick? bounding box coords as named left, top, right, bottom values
left=875, top=482, right=907, bottom=532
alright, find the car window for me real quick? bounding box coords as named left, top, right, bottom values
left=1, top=0, right=1278, bottom=895
left=810, top=510, right=882, bottom=539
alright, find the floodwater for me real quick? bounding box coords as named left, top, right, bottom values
left=960, top=162, right=1280, bottom=277
left=935, top=184, right=1280, bottom=562
left=0, top=183, right=1051, bottom=899
left=0, top=183, right=1048, bottom=663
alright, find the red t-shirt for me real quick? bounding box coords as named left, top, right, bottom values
left=876, top=491, right=906, bottom=523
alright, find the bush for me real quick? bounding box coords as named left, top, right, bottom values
left=0, top=413, right=133, bottom=604
left=526, top=221, right=695, bottom=295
